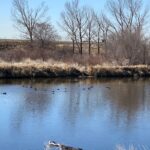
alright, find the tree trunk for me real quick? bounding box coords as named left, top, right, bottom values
left=104, top=40, right=107, bottom=55
left=80, top=41, right=83, bottom=55
left=29, top=31, right=33, bottom=47
left=143, top=45, right=146, bottom=65
left=72, top=39, right=75, bottom=54
left=41, top=40, right=44, bottom=48
left=88, top=31, right=91, bottom=55
left=89, top=38, right=91, bottom=55
left=98, top=37, right=100, bottom=54
left=29, top=31, right=33, bottom=43
left=79, top=28, right=83, bottom=55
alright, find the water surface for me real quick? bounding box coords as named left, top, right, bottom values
left=0, top=78, right=150, bottom=150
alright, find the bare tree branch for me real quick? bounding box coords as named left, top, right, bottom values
left=12, top=0, right=49, bottom=43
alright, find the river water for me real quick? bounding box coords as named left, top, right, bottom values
left=0, top=78, right=150, bottom=150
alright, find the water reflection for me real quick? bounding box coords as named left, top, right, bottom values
left=104, top=79, right=150, bottom=127
left=0, top=78, right=150, bottom=150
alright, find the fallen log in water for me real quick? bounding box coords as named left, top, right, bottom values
left=45, top=141, right=83, bottom=150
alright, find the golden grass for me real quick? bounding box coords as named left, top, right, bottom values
left=0, top=59, right=149, bottom=78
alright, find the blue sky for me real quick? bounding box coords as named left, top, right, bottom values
left=0, top=0, right=149, bottom=39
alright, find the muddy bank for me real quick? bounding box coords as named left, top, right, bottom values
left=0, top=63, right=150, bottom=79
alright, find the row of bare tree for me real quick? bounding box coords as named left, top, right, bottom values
left=61, top=0, right=108, bottom=55
left=61, top=0, right=150, bottom=64
left=11, top=0, right=150, bottom=65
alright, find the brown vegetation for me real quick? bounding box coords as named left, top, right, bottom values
left=0, top=58, right=150, bottom=78
left=0, top=39, right=150, bottom=78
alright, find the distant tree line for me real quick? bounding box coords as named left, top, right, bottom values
left=11, top=0, right=150, bottom=65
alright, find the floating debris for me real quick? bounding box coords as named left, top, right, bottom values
left=45, top=141, right=82, bottom=150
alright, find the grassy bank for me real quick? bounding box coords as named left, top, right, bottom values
left=0, top=60, right=150, bottom=78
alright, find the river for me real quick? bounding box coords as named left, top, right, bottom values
left=0, top=78, right=150, bottom=150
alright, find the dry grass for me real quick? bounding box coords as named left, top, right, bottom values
left=0, top=46, right=150, bottom=78
left=0, top=58, right=149, bottom=78
left=0, top=45, right=107, bottom=65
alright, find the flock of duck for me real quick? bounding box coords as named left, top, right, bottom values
left=1, top=84, right=111, bottom=96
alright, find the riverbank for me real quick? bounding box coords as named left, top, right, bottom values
left=0, top=60, right=150, bottom=78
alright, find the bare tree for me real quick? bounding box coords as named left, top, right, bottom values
left=107, top=0, right=148, bottom=33
left=12, top=0, right=48, bottom=43
left=94, top=13, right=110, bottom=55
left=61, top=0, right=88, bottom=55
left=85, top=8, right=95, bottom=55
left=33, top=22, right=59, bottom=48
left=94, top=13, right=102, bottom=54
left=74, top=4, right=88, bottom=55
left=60, top=0, right=78, bottom=54
left=106, top=0, right=149, bottom=64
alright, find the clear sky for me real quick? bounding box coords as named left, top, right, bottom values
left=0, top=0, right=149, bottom=39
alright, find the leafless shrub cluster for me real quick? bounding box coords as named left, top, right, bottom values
left=105, top=0, right=149, bottom=65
